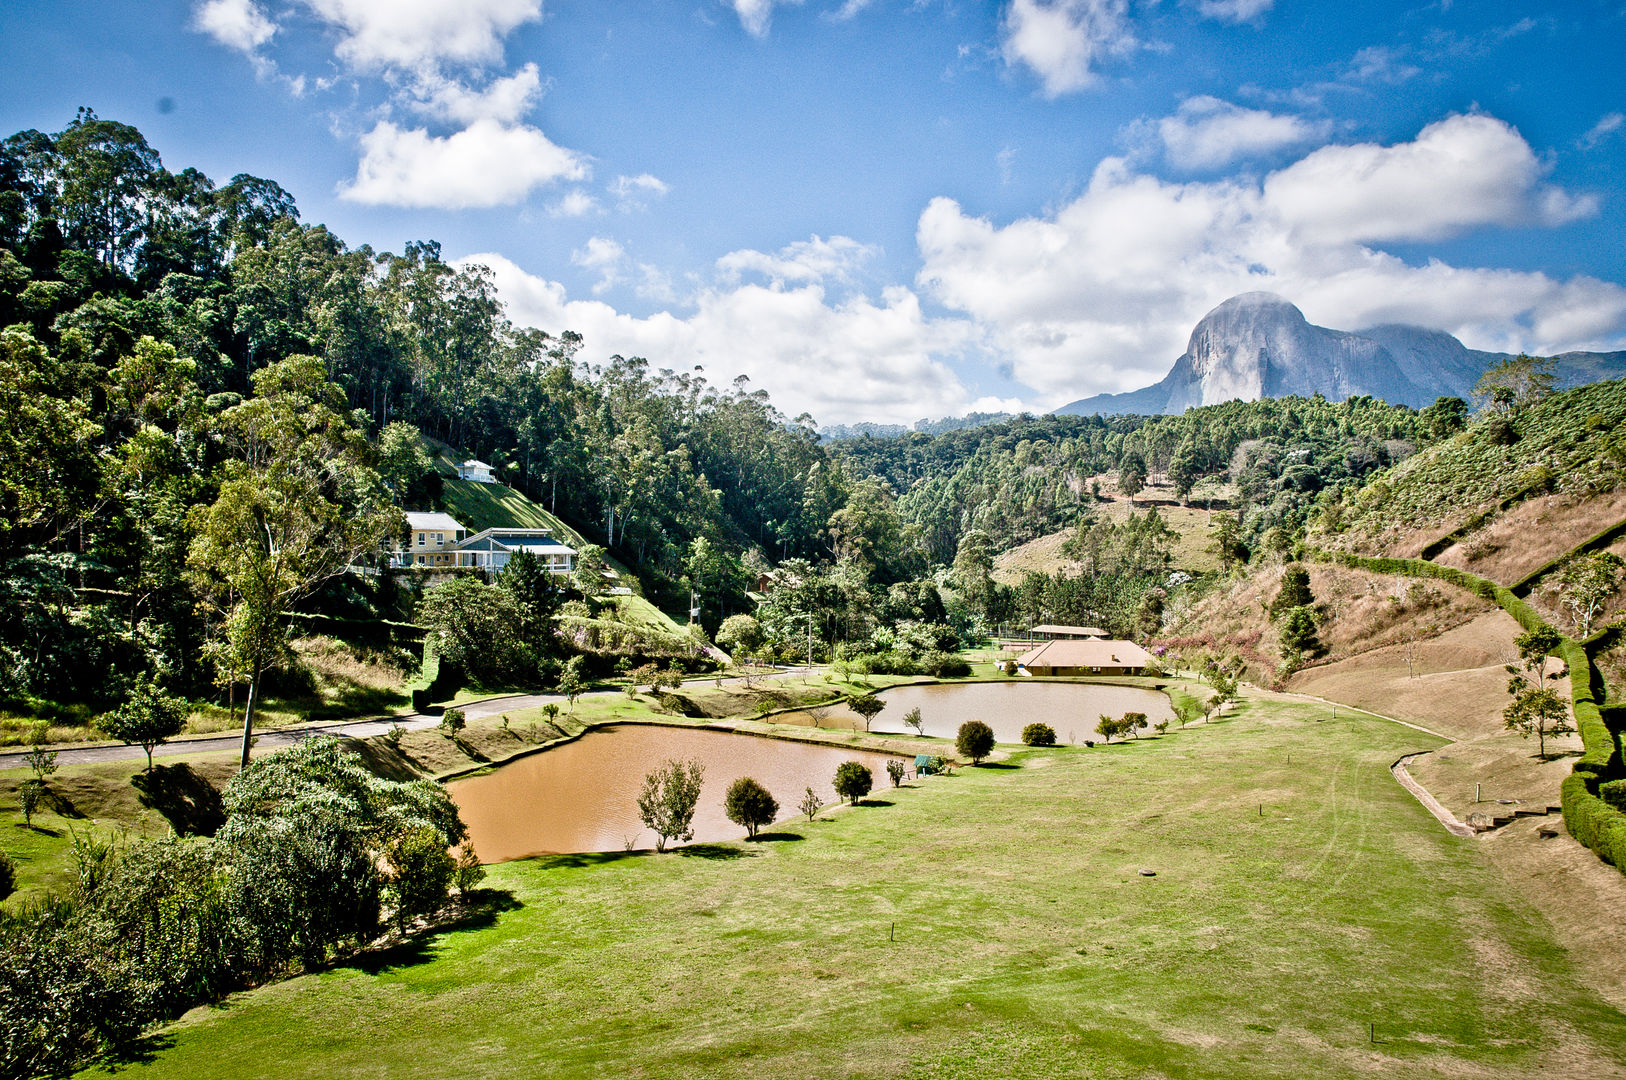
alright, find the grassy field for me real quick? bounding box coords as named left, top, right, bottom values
left=993, top=491, right=1223, bottom=585
left=81, top=695, right=1626, bottom=1079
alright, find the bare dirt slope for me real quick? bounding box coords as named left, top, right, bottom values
left=1433, top=489, right=1626, bottom=584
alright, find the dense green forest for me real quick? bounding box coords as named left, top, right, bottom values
left=0, top=109, right=1483, bottom=721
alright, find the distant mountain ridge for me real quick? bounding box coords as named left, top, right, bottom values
left=1056, top=292, right=1626, bottom=416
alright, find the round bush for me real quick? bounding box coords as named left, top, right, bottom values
left=1021, top=723, right=1056, bottom=746
left=956, top=720, right=995, bottom=763
left=723, top=777, right=779, bottom=837
left=833, top=761, right=874, bottom=805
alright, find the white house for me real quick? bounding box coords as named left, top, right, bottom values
left=393, top=512, right=468, bottom=567
left=455, top=459, right=497, bottom=484
left=454, top=528, right=577, bottom=574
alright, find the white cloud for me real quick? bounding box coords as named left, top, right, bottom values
left=571, top=236, right=627, bottom=295
left=729, top=0, right=803, bottom=37
left=1000, top=0, right=1135, bottom=97
left=296, top=0, right=542, bottom=70
left=548, top=189, right=603, bottom=218
left=1581, top=112, right=1624, bottom=150
left=467, top=253, right=985, bottom=424
left=1264, top=113, right=1595, bottom=245
left=1193, top=0, right=1273, bottom=24
left=716, top=235, right=879, bottom=287
left=339, top=118, right=589, bottom=208
left=1156, top=97, right=1329, bottom=169
left=408, top=63, right=543, bottom=125
left=609, top=173, right=671, bottom=211
left=192, top=0, right=276, bottom=53
left=915, top=112, right=1623, bottom=400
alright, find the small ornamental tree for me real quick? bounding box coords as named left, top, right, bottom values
left=99, top=678, right=189, bottom=771
left=637, top=758, right=705, bottom=852
left=723, top=777, right=779, bottom=838
left=1121, top=712, right=1149, bottom=739
left=956, top=719, right=995, bottom=764
left=1553, top=551, right=1625, bottom=638
left=903, top=706, right=925, bottom=735
left=439, top=707, right=466, bottom=738
left=1022, top=723, right=1056, bottom=746
left=849, top=693, right=885, bottom=732
left=833, top=761, right=874, bottom=804
left=557, top=655, right=586, bottom=715
left=799, top=786, right=822, bottom=821
left=886, top=759, right=906, bottom=787
left=1277, top=606, right=1321, bottom=662
left=1504, top=688, right=1574, bottom=759
left=542, top=702, right=562, bottom=730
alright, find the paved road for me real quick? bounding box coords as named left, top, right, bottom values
left=0, top=666, right=823, bottom=771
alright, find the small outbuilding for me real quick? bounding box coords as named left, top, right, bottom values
left=914, top=754, right=939, bottom=775
left=455, top=459, right=497, bottom=484
left=1015, top=638, right=1153, bottom=676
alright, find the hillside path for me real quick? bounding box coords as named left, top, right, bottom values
left=1260, top=685, right=1475, bottom=838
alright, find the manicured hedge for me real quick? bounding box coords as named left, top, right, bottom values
left=1313, top=544, right=1626, bottom=875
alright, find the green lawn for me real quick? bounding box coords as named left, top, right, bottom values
left=82, top=695, right=1626, bottom=1079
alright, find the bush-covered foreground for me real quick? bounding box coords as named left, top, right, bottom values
left=82, top=700, right=1626, bottom=1080
left=2, top=738, right=472, bottom=1079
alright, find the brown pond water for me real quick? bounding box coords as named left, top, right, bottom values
left=449, top=724, right=905, bottom=861
left=778, top=680, right=1175, bottom=744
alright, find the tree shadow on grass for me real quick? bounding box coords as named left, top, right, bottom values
left=132, top=764, right=224, bottom=837
left=747, top=831, right=804, bottom=843
left=528, top=850, right=651, bottom=871
left=341, top=888, right=524, bottom=975
left=856, top=798, right=894, bottom=807
left=13, top=821, right=61, bottom=837
left=676, top=843, right=754, bottom=861
left=102, top=1030, right=177, bottom=1070
left=974, top=762, right=1020, bottom=770
left=339, top=736, right=422, bottom=782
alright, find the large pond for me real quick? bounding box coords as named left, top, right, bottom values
left=777, top=680, right=1175, bottom=744
left=449, top=724, right=905, bottom=861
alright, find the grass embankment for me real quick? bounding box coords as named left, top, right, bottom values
left=992, top=487, right=1223, bottom=586
left=84, top=697, right=1626, bottom=1080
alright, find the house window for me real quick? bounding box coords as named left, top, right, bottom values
left=434, top=532, right=443, bottom=546
left=416, top=533, right=425, bottom=547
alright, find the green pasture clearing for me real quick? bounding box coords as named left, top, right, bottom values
left=85, top=696, right=1626, bottom=1079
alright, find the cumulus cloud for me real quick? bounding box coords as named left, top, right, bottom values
left=296, top=0, right=542, bottom=70
left=340, top=119, right=589, bottom=208
left=192, top=0, right=276, bottom=53
left=1156, top=97, right=1329, bottom=169
left=916, top=112, right=1623, bottom=400
left=1343, top=45, right=1420, bottom=85
left=1193, top=0, right=1273, bottom=24
left=1000, top=0, right=1135, bottom=97
left=716, top=235, right=879, bottom=287
left=407, top=63, right=543, bottom=125
left=1264, top=112, right=1595, bottom=245
left=465, top=252, right=986, bottom=424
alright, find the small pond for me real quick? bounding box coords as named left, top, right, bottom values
left=449, top=723, right=905, bottom=861
left=777, top=680, right=1175, bottom=744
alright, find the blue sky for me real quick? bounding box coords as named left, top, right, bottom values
left=2, top=0, right=1624, bottom=423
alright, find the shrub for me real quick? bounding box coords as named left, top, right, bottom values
left=1601, top=779, right=1626, bottom=813
left=439, top=707, right=466, bottom=737
left=384, top=825, right=456, bottom=931
left=956, top=720, right=995, bottom=763
left=637, top=759, right=705, bottom=852
left=383, top=723, right=404, bottom=748
left=453, top=843, right=485, bottom=895
left=18, top=779, right=43, bottom=826
left=833, top=761, right=874, bottom=804
left=886, top=759, right=906, bottom=787
left=902, top=706, right=925, bottom=735
left=799, top=786, right=821, bottom=821
left=0, top=849, right=13, bottom=901
left=723, top=777, right=779, bottom=838
left=1021, top=723, right=1056, bottom=746
left=920, top=651, right=972, bottom=678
